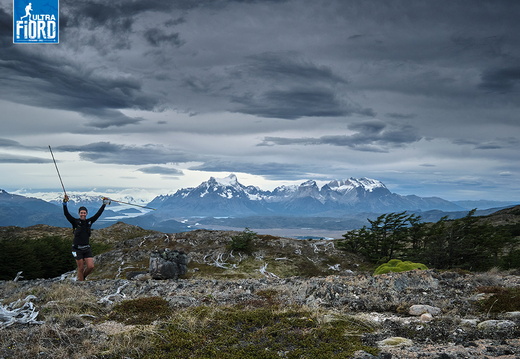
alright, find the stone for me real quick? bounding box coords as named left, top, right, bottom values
left=420, top=312, right=433, bottom=322
left=377, top=336, right=413, bottom=347
left=477, top=320, right=517, bottom=331
left=351, top=350, right=377, bottom=358
left=149, top=249, right=188, bottom=280
left=502, top=311, right=520, bottom=318
left=126, top=271, right=148, bottom=280
left=459, top=319, right=478, bottom=327
left=409, top=304, right=441, bottom=316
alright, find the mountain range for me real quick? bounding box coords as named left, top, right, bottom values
left=148, top=174, right=464, bottom=217
left=1, top=175, right=518, bottom=235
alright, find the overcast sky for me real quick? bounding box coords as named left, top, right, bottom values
left=1, top=0, right=519, bottom=202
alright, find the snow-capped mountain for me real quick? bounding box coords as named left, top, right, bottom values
left=12, top=190, right=152, bottom=213
left=150, top=174, right=269, bottom=216
left=148, top=174, right=463, bottom=217
left=2, top=178, right=516, bottom=232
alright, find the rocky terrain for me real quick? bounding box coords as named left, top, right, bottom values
left=1, top=223, right=519, bottom=358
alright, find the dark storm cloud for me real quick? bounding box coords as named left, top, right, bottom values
left=453, top=137, right=519, bottom=150
left=0, top=47, right=155, bottom=128
left=232, top=88, right=359, bottom=119
left=189, top=161, right=321, bottom=181
left=0, top=8, right=11, bottom=47
left=63, top=0, right=186, bottom=49
left=137, top=166, right=184, bottom=175
left=260, top=120, right=421, bottom=152
left=56, top=142, right=199, bottom=165
left=61, top=0, right=255, bottom=35
left=243, top=53, right=348, bottom=85
left=386, top=113, right=417, bottom=120
left=228, top=53, right=374, bottom=119
left=1, top=0, right=167, bottom=130
left=0, top=154, right=51, bottom=164
left=144, top=28, right=184, bottom=47
left=62, top=0, right=176, bottom=30
left=83, top=109, right=144, bottom=128
left=0, top=139, right=44, bottom=151
left=0, top=139, right=22, bottom=147
left=479, top=67, right=520, bottom=93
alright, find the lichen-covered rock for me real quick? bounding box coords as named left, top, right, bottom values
left=477, top=320, right=517, bottom=331
left=502, top=311, right=520, bottom=318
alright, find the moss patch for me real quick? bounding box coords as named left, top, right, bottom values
left=374, top=259, right=428, bottom=275
left=145, top=305, right=378, bottom=359
left=107, top=297, right=172, bottom=325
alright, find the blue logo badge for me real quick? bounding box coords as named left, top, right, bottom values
left=13, top=0, right=59, bottom=44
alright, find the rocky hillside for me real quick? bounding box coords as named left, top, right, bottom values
left=1, top=223, right=519, bottom=358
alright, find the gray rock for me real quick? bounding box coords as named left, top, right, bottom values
left=477, top=320, right=517, bottom=331
left=409, top=304, right=441, bottom=316
left=377, top=336, right=413, bottom=347
left=420, top=313, right=433, bottom=322
left=149, top=249, right=188, bottom=280
left=502, top=311, right=520, bottom=318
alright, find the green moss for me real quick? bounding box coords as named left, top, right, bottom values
left=107, top=297, right=172, bottom=325
left=374, top=259, right=428, bottom=275
left=143, top=305, right=378, bottom=359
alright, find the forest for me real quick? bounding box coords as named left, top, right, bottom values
left=338, top=209, right=520, bottom=271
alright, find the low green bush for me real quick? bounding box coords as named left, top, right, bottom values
left=374, top=259, right=428, bottom=275
left=228, top=228, right=257, bottom=254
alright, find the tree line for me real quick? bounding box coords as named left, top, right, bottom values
left=338, top=209, right=520, bottom=271
left=0, top=235, right=76, bottom=280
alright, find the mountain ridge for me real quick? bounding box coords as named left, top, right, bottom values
left=148, top=174, right=464, bottom=217
left=2, top=175, right=519, bottom=234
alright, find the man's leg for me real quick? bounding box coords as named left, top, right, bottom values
left=76, top=259, right=86, bottom=281
left=83, top=257, right=95, bottom=279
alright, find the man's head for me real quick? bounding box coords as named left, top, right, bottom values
left=78, top=206, right=88, bottom=219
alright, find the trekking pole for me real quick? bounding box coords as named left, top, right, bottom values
left=48, top=145, right=68, bottom=197
left=100, top=196, right=156, bottom=210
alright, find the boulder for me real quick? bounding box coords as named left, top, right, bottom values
left=149, top=249, right=188, bottom=280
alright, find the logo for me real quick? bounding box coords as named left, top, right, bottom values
left=13, top=0, right=59, bottom=44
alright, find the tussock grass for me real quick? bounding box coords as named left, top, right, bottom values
left=142, top=304, right=378, bottom=359
left=106, top=297, right=172, bottom=325
left=476, top=287, right=520, bottom=314
left=69, top=302, right=380, bottom=359
left=38, top=282, right=102, bottom=321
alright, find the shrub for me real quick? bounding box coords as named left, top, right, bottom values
left=0, top=236, right=75, bottom=280
left=374, top=259, right=428, bottom=275
left=228, top=228, right=257, bottom=254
